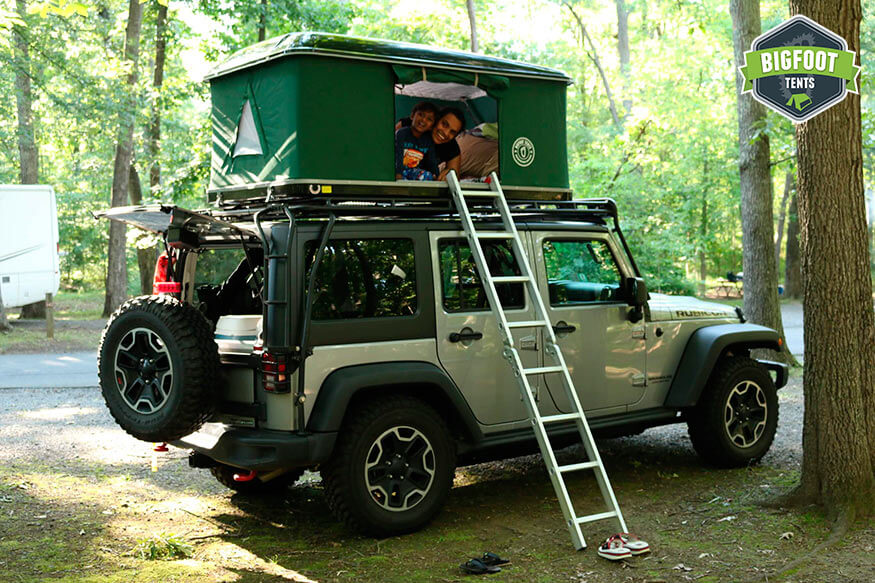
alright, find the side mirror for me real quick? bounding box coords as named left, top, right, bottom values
left=625, top=277, right=648, bottom=307
left=625, top=277, right=647, bottom=323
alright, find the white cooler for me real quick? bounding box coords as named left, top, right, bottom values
left=214, top=315, right=262, bottom=355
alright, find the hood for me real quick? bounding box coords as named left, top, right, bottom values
left=647, top=293, right=740, bottom=323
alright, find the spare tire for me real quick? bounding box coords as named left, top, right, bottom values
left=98, top=295, right=219, bottom=442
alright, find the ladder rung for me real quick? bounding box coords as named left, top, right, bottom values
left=476, top=232, right=514, bottom=239
left=492, top=275, right=529, bottom=283
left=558, top=461, right=600, bottom=473
left=507, top=320, right=548, bottom=329
left=575, top=511, right=618, bottom=525
left=461, top=190, right=499, bottom=198
left=523, top=366, right=564, bottom=375
left=541, top=412, right=580, bottom=423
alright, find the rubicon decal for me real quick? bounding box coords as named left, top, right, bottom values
left=739, top=15, right=861, bottom=123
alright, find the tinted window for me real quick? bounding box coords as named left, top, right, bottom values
left=306, top=239, right=417, bottom=320
left=439, top=239, right=524, bottom=312
left=543, top=239, right=622, bottom=305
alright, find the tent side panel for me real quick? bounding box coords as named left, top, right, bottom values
left=296, top=57, right=395, bottom=181
left=210, top=60, right=299, bottom=189
left=499, top=79, right=568, bottom=188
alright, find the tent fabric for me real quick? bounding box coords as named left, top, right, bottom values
left=392, top=65, right=510, bottom=97
left=209, top=45, right=569, bottom=192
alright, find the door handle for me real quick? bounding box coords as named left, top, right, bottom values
left=552, top=322, right=577, bottom=334
left=449, top=330, right=483, bottom=343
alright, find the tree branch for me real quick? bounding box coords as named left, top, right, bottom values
left=563, top=1, right=622, bottom=129
left=607, top=120, right=651, bottom=189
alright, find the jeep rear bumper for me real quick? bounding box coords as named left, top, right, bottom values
left=172, top=423, right=337, bottom=471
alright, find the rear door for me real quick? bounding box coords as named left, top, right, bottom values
left=531, top=231, right=647, bottom=415
left=432, top=230, right=552, bottom=425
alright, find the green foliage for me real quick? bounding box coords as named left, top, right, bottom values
left=2, top=0, right=873, bottom=299
left=135, top=533, right=193, bottom=561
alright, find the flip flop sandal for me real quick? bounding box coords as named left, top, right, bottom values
left=460, top=558, right=501, bottom=575
left=480, top=552, right=510, bottom=566
left=597, top=535, right=632, bottom=561
left=616, top=532, right=651, bottom=555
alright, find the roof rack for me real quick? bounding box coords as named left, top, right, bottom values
left=210, top=193, right=619, bottom=226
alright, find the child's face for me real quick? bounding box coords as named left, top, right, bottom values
left=411, top=109, right=436, bottom=136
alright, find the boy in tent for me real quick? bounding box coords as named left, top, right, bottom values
left=395, top=102, right=440, bottom=181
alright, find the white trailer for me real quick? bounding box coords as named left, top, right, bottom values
left=0, top=185, right=60, bottom=310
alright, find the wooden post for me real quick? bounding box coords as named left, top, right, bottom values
left=46, top=292, right=54, bottom=339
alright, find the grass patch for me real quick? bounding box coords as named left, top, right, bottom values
left=0, top=325, right=102, bottom=354
left=53, top=290, right=105, bottom=320
left=135, top=533, right=194, bottom=560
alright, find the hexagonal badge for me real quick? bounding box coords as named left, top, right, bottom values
left=739, top=15, right=861, bottom=123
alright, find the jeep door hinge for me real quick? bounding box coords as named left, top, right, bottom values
left=632, top=327, right=646, bottom=339
left=631, top=373, right=646, bottom=387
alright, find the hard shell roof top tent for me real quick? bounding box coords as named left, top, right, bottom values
left=207, top=32, right=573, bottom=203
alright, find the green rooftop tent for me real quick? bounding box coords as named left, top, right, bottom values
left=206, top=32, right=572, bottom=202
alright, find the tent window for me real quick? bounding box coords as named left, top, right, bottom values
left=232, top=100, right=263, bottom=157
left=394, top=80, right=499, bottom=182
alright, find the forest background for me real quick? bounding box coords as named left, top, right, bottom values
left=0, top=0, right=873, bottom=298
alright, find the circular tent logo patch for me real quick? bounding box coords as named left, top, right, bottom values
left=512, top=137, right=535, bottom=167
left=739, top=15, right=861, bottom=123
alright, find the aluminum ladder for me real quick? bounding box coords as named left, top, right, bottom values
left=447, top=171, right=627, bottom=550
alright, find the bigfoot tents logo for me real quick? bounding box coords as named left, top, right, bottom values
left=739, top=15, right=861, bottom=123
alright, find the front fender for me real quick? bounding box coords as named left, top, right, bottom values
left=665, top=323, right=783, bottom=408
left=306, top=361, right=483, bottom=441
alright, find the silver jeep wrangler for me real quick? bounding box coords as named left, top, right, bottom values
left=96, top=199, right=787, bottom=536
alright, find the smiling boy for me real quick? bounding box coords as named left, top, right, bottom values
left=395, top=102, right=440, bottom=180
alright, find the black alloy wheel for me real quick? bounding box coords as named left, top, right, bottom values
left=688, top=356, right=779, bottom=468
left=113, top=327, right=175, bottom=414
left=321, top=395, right=456, bottom=536
left=364, top=425, right=436, bottom=512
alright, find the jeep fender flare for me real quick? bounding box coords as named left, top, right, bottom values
left=665, top=323, right=785, bottom=408
left=306, top=361, right=483, bottom=442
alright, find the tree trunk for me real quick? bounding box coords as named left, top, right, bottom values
left=564, top=2, right=622, bottom=130
left=784, top=193, right=802, bottom=299
left=790, top=0, right=875, bottom=521
left=148, top=2, right=168, bottom=192
left=774, top=169, right=794, bottom=271
left=128, top=163, right=156, bottom=295
left=13, top=0, right=38, bottom=185
left=257, top=0, right=267, bottom=42
left=699, top=194, right=707, bottom=298
left=0, top=287, right=10, bottom=332
left=466, top=0, right=479, bottom=53
left=615, top=0, right=632, bottom=116
left=103, top=0, right=143, bottom=317
left=729, top=0, right=790, bottom=364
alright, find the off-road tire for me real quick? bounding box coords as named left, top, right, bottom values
left=210, top=465, right=305, bottom=495
left=321, top=395, right=456, bottom=537
left=98, top=295, right=219, bottom=442
left=687, top=356, right=778, bottom=468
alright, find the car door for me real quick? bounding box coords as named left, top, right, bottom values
left=532, top=231, right=646, bottom=415
left=432, top=231, right=550, bottom=425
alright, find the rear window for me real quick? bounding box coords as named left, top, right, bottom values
left=305, top=239, right=417, bottom=320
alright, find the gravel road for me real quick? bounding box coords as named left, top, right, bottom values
left=0, top=373, right=803, bottom=474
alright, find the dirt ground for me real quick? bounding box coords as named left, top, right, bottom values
left=0, top=371, right=872, bottom=582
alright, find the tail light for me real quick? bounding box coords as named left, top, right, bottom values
left=153, top=252, right=181, bottom=294
left=261, top=350, right=291, bottom=393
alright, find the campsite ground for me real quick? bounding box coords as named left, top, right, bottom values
left=0, top=369, right=872, bottom=583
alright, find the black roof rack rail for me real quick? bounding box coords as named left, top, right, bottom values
left=211, top=194, right=618, bottom=223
